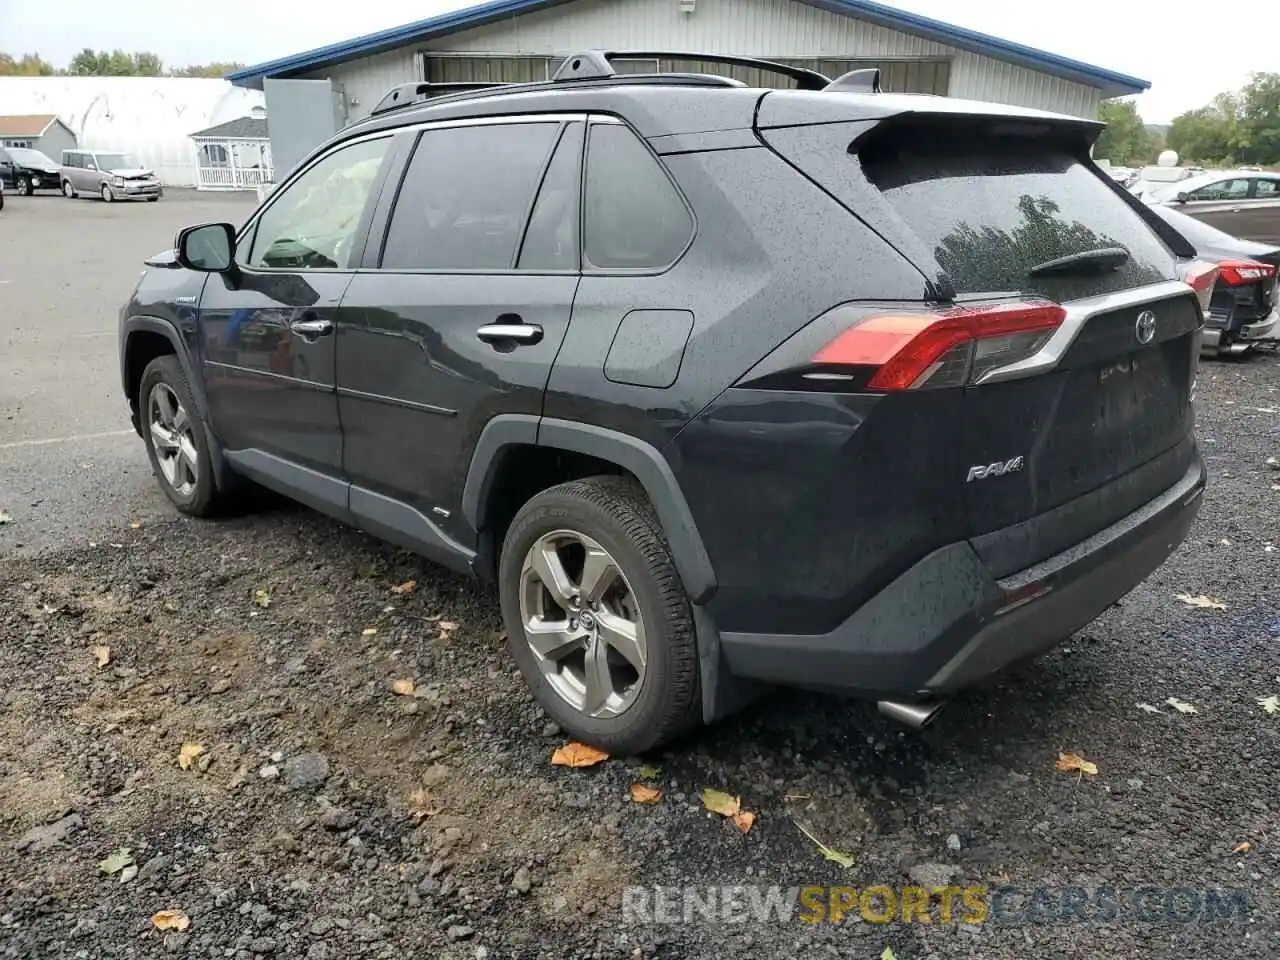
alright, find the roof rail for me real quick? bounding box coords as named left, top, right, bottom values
left=370, top=81, right=512, bottom=117
left=825, top=67, right=881, bottom=94
left=551, top=50, right=831, bottom=90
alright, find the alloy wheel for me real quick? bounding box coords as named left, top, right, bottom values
left=148, top=382, right=198, bottom=497
left=101, top=185, right=114, bottom=202
left=518, top=530, right=647, bottom=719
left=62, top=181, right=74, bottom=198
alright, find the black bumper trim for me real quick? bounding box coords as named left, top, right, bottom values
left=717, top=456, right=1206, bottom=697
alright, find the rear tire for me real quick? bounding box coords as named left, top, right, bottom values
left=138, top=355, right=233, bottom=518
left=62, top=180, right=76, bottom=199
left=499, top=476, right=701, bottom=755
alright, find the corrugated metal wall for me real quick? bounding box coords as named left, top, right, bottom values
left=304, top=0, right=1105, bottom=122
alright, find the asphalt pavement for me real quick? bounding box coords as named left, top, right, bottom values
left=0, top=189, right=256, bottom=554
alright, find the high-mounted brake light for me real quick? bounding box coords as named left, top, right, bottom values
left=1216, top=259, right=1277, bottom=287
left=1177, top=260, right=1219, bottom=315
left=811, top=301, right=1066, bottom=391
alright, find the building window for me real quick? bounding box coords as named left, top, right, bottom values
left=2, top=139, right=34, bottom=149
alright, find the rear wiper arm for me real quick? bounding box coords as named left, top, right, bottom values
left=1028, top=246, right=1130, bottom=277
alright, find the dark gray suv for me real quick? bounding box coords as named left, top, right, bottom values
left=118, top=52, right=1213, bottom=754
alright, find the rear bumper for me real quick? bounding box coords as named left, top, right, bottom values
left=718, top=455, right=1206, bottom=698
left=1202, top=307, right=1278, bottom=352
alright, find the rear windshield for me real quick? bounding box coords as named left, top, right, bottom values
left=860, top=125, right=1173, bottom=299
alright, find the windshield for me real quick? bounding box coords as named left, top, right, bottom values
left=94, top=153, right=137, bottom=170
left=9, top=148, right=57, bottom=167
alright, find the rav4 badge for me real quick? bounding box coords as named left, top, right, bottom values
left=966, top=456, right=1025, bottom=482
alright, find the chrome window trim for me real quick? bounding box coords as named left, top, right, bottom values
left=976, top=279, right=1195, bottom=386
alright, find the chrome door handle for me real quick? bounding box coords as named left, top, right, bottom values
left=290, top=317, right=333, bottom=339
left=476, top=323, right=543, bottom=346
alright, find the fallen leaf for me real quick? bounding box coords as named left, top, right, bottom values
left=636, top=764, right=662, bottom=779
left=177, top=742, right=204, bottom=771
left=0, top=510, right=11, bottom=525
left=1231, top=841, right=1251, bottom=854
left=1268, top=456, right=1280, bottom=470
left=408, top=787, right=442, bottom=819
left=551, top=742, right=610, bottom=768
left=700, top=788, right=741, bottom=818
left=391, top=678, right=416, bottom=696
left=881, top=949, right=898, bottom=960
left=391, top=580, right=417, bottom=595
left=151, top=910, right=191, bottom=932
left=436, top=621, right=460, bottom=640
left=1176, top=593, right=1226, bottom=611
left=130, top=520, right=141, bottom=529
left=361, top=627, right=378, bottom=636
left=630, top=783, right=661, bottom=804
left=1136, top=702, right=1164, bottom=715
left=92, top=645, right=112, bottom=668
left=252, top=589, right=271, bottom=609
left=732, top=811, right=756, bottom=834
left=97, top=848, right=134, bottom=875
left=1258, top=694, right=1280, bottom=715
left=792, top=818, right=856, bottom=868
left=1165, top=697, right=1198, bottom=715
left=1055, top=752, right=1099, bottom=776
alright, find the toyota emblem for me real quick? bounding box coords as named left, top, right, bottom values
left=1135, top=310, right=1157, bottom=345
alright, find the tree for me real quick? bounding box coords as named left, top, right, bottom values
left=1094, top=99, right=1153, bottom=165
left=170, top=62, right=246, bottom=78
left=1167, top=104, right=1235, bottom=165
left=1237, top=72, right=1280, bottom=165
left=67, top=48, right=165, bottom=76
left=0, top=52, right=56, bottom=76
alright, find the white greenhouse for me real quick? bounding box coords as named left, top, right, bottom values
left=0, top=77, right=266, bottom=187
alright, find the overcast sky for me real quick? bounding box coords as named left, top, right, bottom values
left=2, top=0, right=1274, bottom=123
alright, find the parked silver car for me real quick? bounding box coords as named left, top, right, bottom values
left=60, top=149, right=162, bottom=202
left=1142, top=169, right=1280, bottom=245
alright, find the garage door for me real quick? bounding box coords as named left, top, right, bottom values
left=423, top=55, right=950, bottom=95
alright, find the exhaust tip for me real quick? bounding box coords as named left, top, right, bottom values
left=877, top=699, right=946, bottom=730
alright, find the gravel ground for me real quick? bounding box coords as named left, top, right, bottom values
left=2, top=353, right=1279, bottom=960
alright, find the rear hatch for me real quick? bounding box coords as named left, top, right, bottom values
left=759, top=102, right=1203, bottom=574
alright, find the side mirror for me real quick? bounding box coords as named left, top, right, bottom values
left=176, top=222, right=236, bottom=272
left=1175, top=192, right=1190, bottom=204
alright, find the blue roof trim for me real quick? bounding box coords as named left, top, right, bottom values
left=226, top=0, right=1149, bottom=96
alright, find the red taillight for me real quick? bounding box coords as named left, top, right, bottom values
left=1177, top=260, right=1219, bottom=315
left=811, top=301, right=1066, bottom=391
left=1217, top=260, right=1277, bottom=286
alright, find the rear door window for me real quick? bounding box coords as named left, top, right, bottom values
left=858, top=122, right=1173, bottom=299
left=517, top=122, right=584, bottom=271
left=1188, top=178, right=1250, bottom=201
left=381, top=121, right=561, bottom=271
left=582, top=121, right=693, bottom=270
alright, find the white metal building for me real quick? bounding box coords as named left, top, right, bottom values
left=227, top=0, right=1148, bottom=125
left=0, top=77, right=266, bottom=186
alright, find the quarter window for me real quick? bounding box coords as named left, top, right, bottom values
left=247, top=136, right=390, bottom=270
left=381, top=122, right=561, bottom=271
left=583, top=122, right=693, bottom=270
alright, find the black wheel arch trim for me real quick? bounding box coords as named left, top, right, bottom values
left=462, top=415, right=717, bottom=604
left=123, top=315, right=240, bottom=492
left=121, top=315, right=209, bottom=423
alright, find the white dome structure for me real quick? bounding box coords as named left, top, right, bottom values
left=0, top=77, right=265, bottom=186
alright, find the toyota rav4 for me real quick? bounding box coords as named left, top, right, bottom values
left=118, top=52, right=1213, bottom=754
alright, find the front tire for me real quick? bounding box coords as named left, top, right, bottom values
left=138, top=355, right=229, bottom=518
left=499, top=476, right=700, bottom=755
left=101, top=184, right=114, bottom=202
left=17, top=176, right=32, bottom=196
